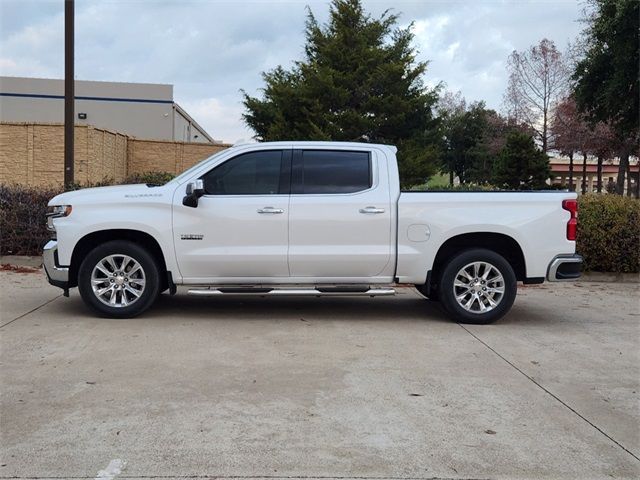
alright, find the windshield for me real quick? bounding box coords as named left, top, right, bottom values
left=168, top=149, right=231, bottom=185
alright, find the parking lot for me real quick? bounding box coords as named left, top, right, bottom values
left=1, top=269, right=639, bottom=480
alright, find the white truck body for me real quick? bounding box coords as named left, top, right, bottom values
left=44, top=141, right=582, bottom=322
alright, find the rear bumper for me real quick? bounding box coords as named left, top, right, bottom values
left=547, top=254, right=583, bottom=281
left=43, top=240, right=69, bottom=289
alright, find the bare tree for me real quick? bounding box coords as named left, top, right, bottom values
left=551, top=96, right=615, bottom=194
left=437, top=90, right=466, bottom=117
left=504, top=38, right=570, bottom=153
left=589, top=122, right=616, bottom=193
left=551, top=97, right=582, bottom=191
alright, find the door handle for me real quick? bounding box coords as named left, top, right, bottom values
left=359, top=206, right=385, bottom=214
left=257, top=207, right=284, bottom=214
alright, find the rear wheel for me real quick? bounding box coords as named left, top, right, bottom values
left=439, top=248, right=517, bottom=324
left=78, top=240, right=160, bottom=318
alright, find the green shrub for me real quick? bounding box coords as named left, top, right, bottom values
left=0, top=184, right=63, bottom=256
left=577, top=194, right=640, bottom=273
left=408, top=182, right=502, bottom=191
left=122, top=171, right=175, bottom=185
left=66, top=177, right=116, bottom=191
left=65, top=171, right=175, bottom=189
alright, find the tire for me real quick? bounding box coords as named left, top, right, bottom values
left=78, top=240, right=160, bottom=318
left=439, top=248, right=517, bottom=324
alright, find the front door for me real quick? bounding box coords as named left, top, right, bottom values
left=173, top=149, right=291, bottom=282
left=287, top=148, right=393, bottom=280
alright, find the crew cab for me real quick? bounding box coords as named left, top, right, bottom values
left=43, top=142, right=582, bottom=324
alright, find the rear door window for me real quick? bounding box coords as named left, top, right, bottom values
left=294, top=150, right=372, bottom=194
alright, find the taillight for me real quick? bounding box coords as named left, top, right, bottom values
left=562, top=199, right=578, bottom=241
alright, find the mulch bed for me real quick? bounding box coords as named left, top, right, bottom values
left=0, top=264, right=41, bottom=274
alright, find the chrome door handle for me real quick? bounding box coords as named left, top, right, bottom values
left=359, top=206, right=385, bottom=214
left=257, top=207, right=284, bottom=214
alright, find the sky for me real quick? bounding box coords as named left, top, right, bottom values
left=0, top=0, right=584, bottom=144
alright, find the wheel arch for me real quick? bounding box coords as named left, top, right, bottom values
left=427, top=232, right=526, bottom=294
left=69, top=229, right=169, bottom=290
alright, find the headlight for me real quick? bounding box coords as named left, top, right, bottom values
left=46, top=205, right=72, bottom=231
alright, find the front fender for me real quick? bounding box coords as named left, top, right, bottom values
left=55, top=202, right=178, bottom=276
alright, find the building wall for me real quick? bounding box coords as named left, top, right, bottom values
left=0, top=122, right=228, bottom=187
left=0, top=76, right=173, bottom=99
left=127, top=138, right=228, bottom=175
left=173, top=110, right=192, bottom=143
left=74, top=99, right=174, bottom=141
left=0, top=77, right=212, bottom=142
left=0, top=123, right=128, bottom=186
left=172, top=105, right=211, bottom=143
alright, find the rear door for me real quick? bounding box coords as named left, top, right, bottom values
left=287, top=148, right=393, bottom=280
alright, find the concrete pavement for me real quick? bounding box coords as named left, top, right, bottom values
left=1, top=270, right=639, bottom=479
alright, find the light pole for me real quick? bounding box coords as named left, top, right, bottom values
left=64, top=0, right=74, bottom=188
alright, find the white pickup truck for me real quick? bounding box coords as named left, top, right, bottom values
left=44, top=141, right=582, bottom=324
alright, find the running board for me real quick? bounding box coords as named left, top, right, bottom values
left=186, top=287, right=396, bottom=297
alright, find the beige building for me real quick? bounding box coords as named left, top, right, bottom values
left=549, top=156, right=639, bottom=195
left=0, top=76, right=214, bottom=143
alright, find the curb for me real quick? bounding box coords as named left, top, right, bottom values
left=579, top=272, right=640, bottom=283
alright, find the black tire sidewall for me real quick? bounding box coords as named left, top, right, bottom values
left=440, top=248, right=517, bottom=324
left=78, top=240, right=160, bottom=318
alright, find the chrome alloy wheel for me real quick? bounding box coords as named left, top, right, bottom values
left=453, top=261, right=505, bottom=314
left=91, top=254, right=146, bottom=308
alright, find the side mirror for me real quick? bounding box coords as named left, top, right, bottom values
left=183, top=179, right=205, bottom=208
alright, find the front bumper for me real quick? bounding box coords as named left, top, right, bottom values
left=43, top=240, right=69, bottom=289
left=547, top=254, right=583, bottom=281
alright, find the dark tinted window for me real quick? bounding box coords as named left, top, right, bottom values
left=300, top=150, right=371, bottom=194
left=203, top=150, right=283, bottom=195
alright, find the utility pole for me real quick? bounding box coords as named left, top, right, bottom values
left=64, top=0, right=74, bottom=188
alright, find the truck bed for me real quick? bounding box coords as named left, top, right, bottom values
left=395, top=191, right=577, bottom=283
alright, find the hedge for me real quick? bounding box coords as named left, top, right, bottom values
left=407, top=183, right=567, bottom=192
left=0, top=185, right=61, bottom=256
left=0, top=172, right=174, bottom=256
left=1, top=182, right=638, bottom=273
left=577, top=194, right=640, bottom=273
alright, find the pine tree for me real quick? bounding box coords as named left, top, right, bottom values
left=242, top=0, right=441, bottom=188
left=493, top=132, right=550, bottom=190
left=439, top=97, right=512, bottom=185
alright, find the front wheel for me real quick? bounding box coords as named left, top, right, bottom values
left=78, top=240, right=160, bottom=318
left=439, top=249, right=517, bottom=324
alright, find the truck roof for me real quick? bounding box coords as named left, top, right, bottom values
left=231, top=140, right=397, bottom=153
